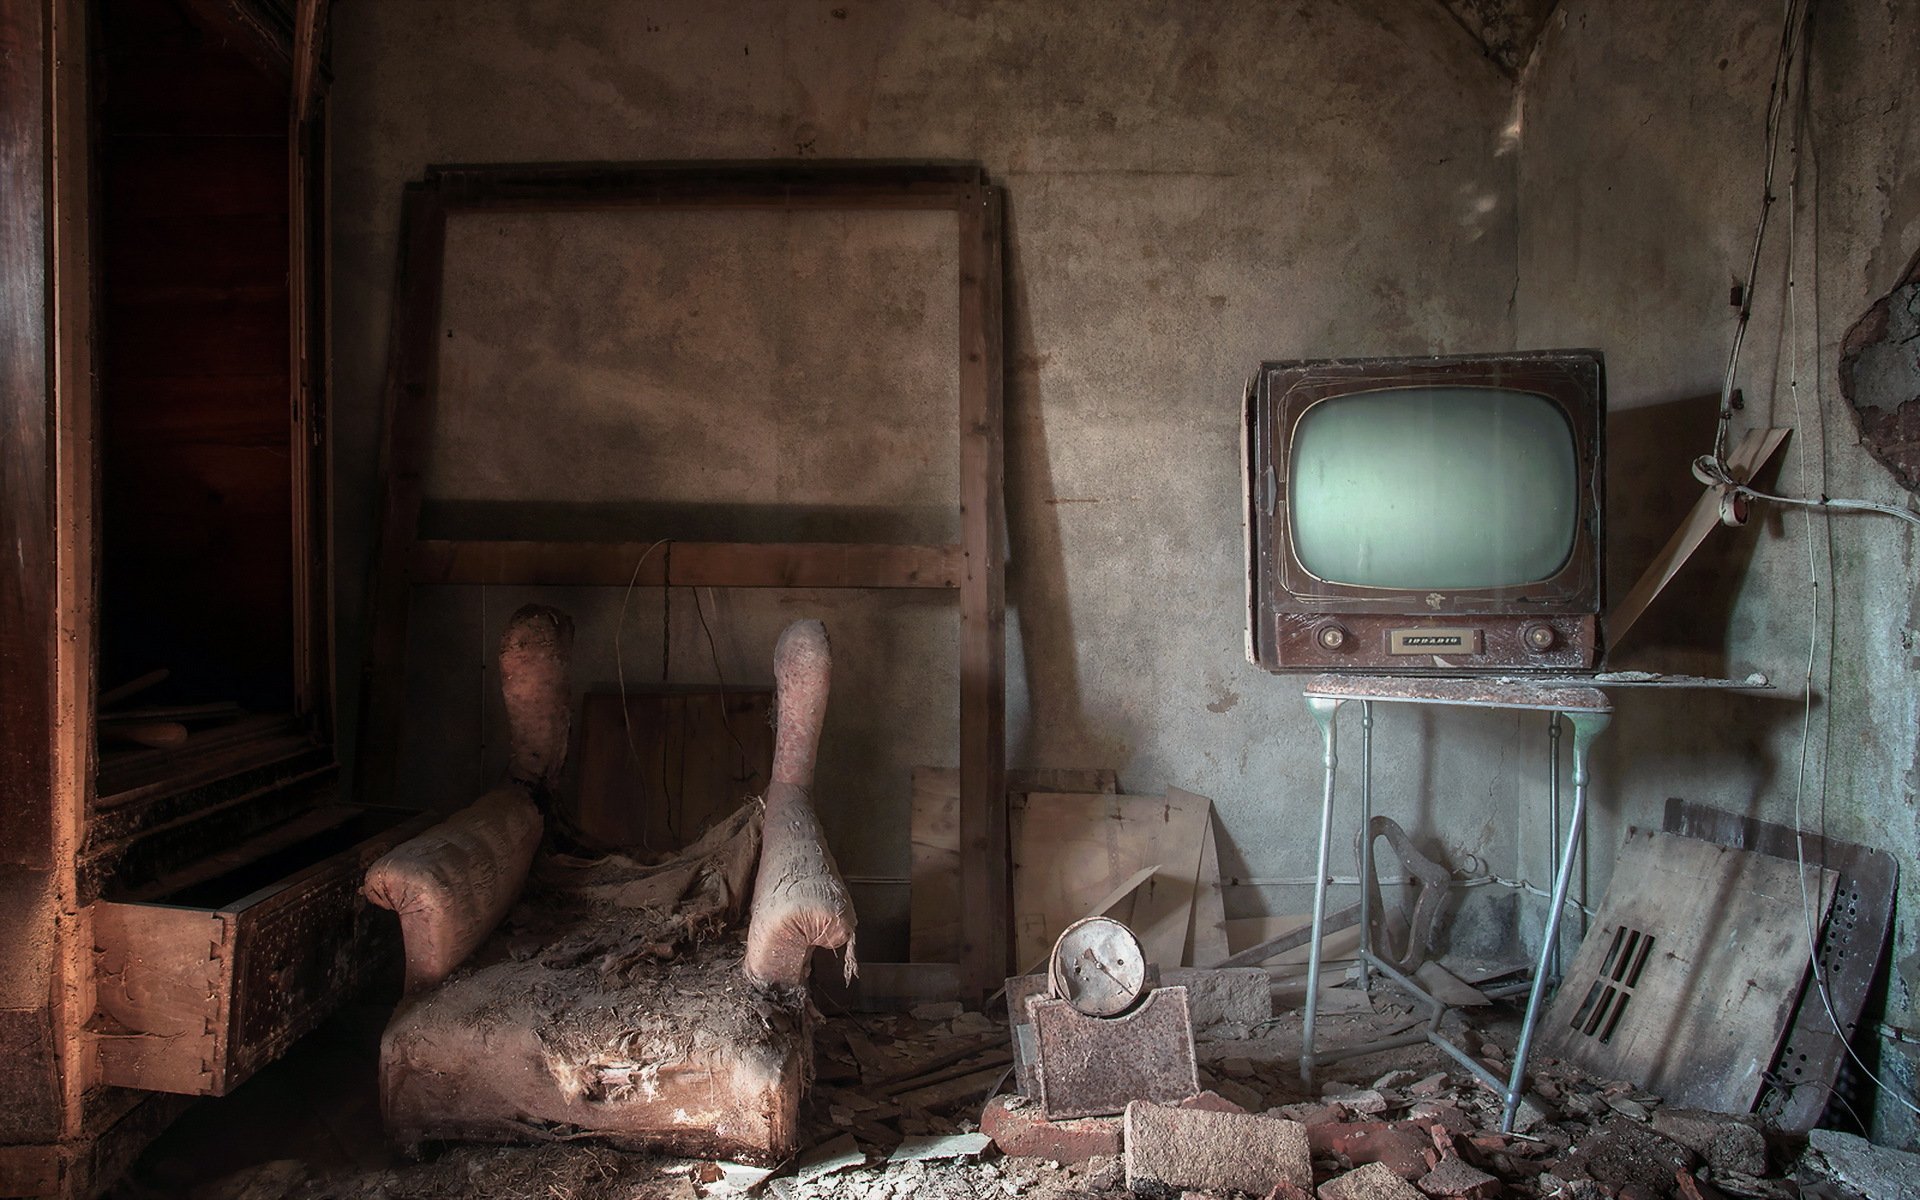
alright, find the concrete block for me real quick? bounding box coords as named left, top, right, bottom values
left=1319, top=1161, right=1428, bottom=1200
left=979, top=1094, right=1119, bottom=1164
left=1162, top=967, right=1272, bottom=1034
left=1124, top=1100, right=1311, bottom=1196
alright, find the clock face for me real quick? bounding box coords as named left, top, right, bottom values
left=1049, top=916, right=1149, bottom=1017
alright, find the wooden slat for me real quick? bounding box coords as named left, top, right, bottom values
left=409, top=539, right=963, bottom=589
left=956, top=184, right=1009, bottom=999
left=1606, top=426, right=1790, bottom=650
left=351, top=185, right=448, bottom=807
left=432, top=160, right=985, bottom=213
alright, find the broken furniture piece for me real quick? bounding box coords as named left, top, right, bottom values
left=1662, top=797, right=1898, bottom=1130
left=364, top=610, right=854, bottom=1163
left=1297, top=674, right=1614, bottom=1133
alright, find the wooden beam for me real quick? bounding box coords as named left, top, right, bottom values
left=431, top=161, right=985, bottom=213
left=408, top=539, right=963, bottom=589
left=956, top=184, right=1009, bottom=1000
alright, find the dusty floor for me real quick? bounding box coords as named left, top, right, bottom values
left=107, top=976, right=1869, bottom=1200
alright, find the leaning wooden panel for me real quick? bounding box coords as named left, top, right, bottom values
left=352, top=184, right=449, bottom=808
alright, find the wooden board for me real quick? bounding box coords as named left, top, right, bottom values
left=575, top=686, right=774, bottom=854
left=909, top=767, right=1118, bottom=963
left=1011, top=790, right=1211, bottom=972
left=1663, top=797, right=1900, bottom=1131
left=1175, top=787, right=1230, bottom=968
left=1541, top=829, right=1835, bottom=1112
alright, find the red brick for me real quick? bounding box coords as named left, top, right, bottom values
left=979, top=1094, right=1119, bottom=1164
left=1179, top=1089, right=1249, bottom=1114
left=1308, top=1120, right=1441, bottom=1179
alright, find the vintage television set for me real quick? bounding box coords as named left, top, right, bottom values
left=1244, top=349, right=1605, bottom=673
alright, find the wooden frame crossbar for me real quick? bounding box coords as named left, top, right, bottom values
left=353, top=160, right=1008, bottom=999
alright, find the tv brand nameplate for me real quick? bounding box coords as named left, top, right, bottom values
left=1388, top=627, right=1484, bottom=656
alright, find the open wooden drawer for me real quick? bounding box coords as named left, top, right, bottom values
left=91, top=804, right=433, bottom=1096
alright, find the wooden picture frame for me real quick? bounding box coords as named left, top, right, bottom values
left=353, top=161, right=1009, bottom=999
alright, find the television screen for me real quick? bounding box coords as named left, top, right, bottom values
left=1289, top=386, right=1578, bottom=591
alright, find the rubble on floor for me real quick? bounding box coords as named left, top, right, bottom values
left=191, top=996, right=1902, bottom=1200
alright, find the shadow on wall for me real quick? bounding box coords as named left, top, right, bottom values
left=1001, top=189, right=1138, bottom=776
left=1604, top=391, right=1789, bottom=676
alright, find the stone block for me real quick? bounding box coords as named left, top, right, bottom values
left=979, top=1094, right=1119, bottom=1165
left=1124, top=1100, right=1311, bottom=1196
left=1162, top=967, right=1272, bottom=1035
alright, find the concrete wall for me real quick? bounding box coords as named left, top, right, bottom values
left=1518, top=0, right=1920, bottom=1141
left=330, top=0, right=1531, bottom=957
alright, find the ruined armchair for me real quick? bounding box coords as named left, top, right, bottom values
left=363, top=608, right=855, bottom=1162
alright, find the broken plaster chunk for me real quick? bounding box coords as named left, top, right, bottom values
left=888, top=1132, right=991, bottom=1163
left=1807, top=1129, right=1920, bottom=1200
left=1414, top=1158, right=1500, bottom=1200
left=793, top=1134, right=866, bottom=1182
left=1650, top=1108, right=1768, bottom=1177
left=1124, top=1100, right=1311, bottom=1196
left=1324, top=1087, right=1389, bottom=1115
left=1319, top=1161, right=1427, bottom=1200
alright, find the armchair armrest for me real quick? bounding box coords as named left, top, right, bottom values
left=743, top=621, right=856, bottom=987
left=364, top=784, right=543, bottom=992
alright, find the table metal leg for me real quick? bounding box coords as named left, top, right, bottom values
left=1357, top=700, right=1374, bottom=992
left=1547, top=713, right=1562, bottom=983
left=1302, top=695, right=1343, bottom=1085
left=1501, top=708, right=1610, bottom=1131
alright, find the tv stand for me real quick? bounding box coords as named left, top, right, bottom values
left=1296, top=674, right=1613, bottom=1133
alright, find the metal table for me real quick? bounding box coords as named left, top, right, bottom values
left=1297, top=674, right=1613, bottom=1132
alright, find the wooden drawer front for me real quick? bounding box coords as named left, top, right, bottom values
left=93, top=904, right=235, bottom=1096
left=92, top=806, right=430, bottom=1096
left=228, top=866, right=392, bottom=1084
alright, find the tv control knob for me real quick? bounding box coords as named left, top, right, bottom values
left=1523, top=623, right=1557, bottom=652
left=1317, top=625, right=1351, bottom=651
